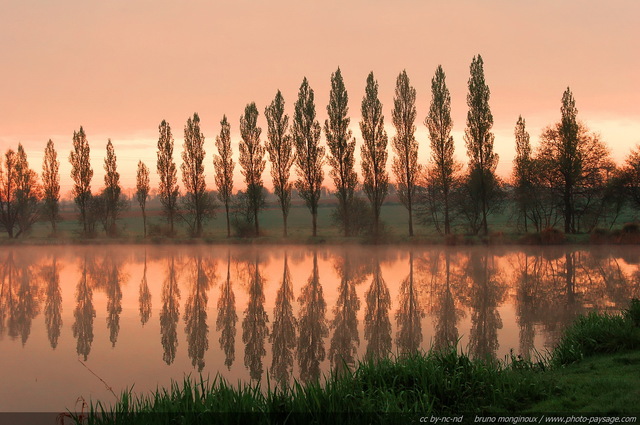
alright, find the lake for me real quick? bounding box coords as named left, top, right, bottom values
left=0, top=244, right=638, bottom=412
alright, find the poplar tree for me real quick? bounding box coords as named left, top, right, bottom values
left=102, top=139, right=123, bottom=236
left=325, top=67, right=357, bottom=237
left=0, top=149, right=19, bottom=237
left=265, top=90, right=294, bottom=237
left=42, top=139, right=60, bottom=234
left=69, top=126, right=93, bottom=236
left=559, top=88, right=579, bottom=233
left=360, top=72, right=388, bottom=238
left=293, top=77, right=324, bottom=237
left=181, top=113, right=215, bottom=237
left=136, top=160, right=150, bottom=238
left=239, top=102, right=266, bottom=236
left=391, top=70, right=420, bottom=237
left=14, top=144, right=40, bottom=237
left=156, top=120, right=179, bottom=235
left=213, top=115, right=234, bottom=238
left=513, top=116, right=533, bottom=232
left=425, top=65, right=457, bottom=235
left=464, top=55, right=499, bottom=235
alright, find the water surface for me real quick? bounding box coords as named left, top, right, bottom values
left=1, top=244, right=638, bottom=411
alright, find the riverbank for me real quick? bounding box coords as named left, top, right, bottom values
left=66, top=300, right=640, bottom=424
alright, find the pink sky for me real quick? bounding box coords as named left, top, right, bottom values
left=1, top=0, right=638, bottom=197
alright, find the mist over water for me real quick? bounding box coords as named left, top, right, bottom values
left=0, top=244, right=638, bottom=411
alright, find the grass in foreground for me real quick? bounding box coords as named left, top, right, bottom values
left=71, top=300, right=640, bottom=424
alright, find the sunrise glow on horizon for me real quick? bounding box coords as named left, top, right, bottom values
left=1, top=0, right=639, bottom=197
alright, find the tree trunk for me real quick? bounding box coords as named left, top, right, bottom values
left=408, top=201, right=414, bottom=237
left=225, top=203, right=230, bottom=238
left=312, top=211, right=317, bottom=237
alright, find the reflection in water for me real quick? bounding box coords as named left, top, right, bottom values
left=395, top=252, right=424, bottom=354
left=431, top=252, right=464, bottom=351
left=242, top=255, right=269, bottom=381
left=160, top=255, right=180, bottom=365
left=42, top=256, right=63, bottom=349
left=514, top=254, right=544, bottom=359
left=0, top=253, right=39, bottom=346
left=184, top=255, right=211, bottom=372
left=364, top=259, right=392, bottom=360
left=467, top=252, right=505, bottom=360
left=139, top=251, right=152, bottom=326
left=270, top=253, right=297, bottom=384
left=73, top=256, right=95, bottom=361
left=103, top=257, right=125, bottom=347
left=217, top=251, right=237, bottom=370
left=297, top=252, right=328, bottom=383
left=329, top=252, right=362, bottom=373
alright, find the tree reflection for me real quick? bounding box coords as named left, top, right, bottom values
left=73, top=255, right=95, bottom=360
left=42, top=256, right=62, bottom=349
left=184, top=255, right=211, bottom=372
left=270, top=253, right=297, bottom=384
left=104, top=257, right=125, bottom=347
left=431, top=252, right=464, bottom=351
left=160, top=255, right=180, bottom=365
left=395, top=251, right=424, bottom=354
left=467, top=251, right=505, bottom=360
left=329, top=251, right=362, bottom=373
left=296, top=252, right=328, bottom=383
left=364, top=259, right=391, bottom=360
left=0, top=253, right=40, bottom=346
left=242, top=255, right=269, bottom=381
left=217, top=251, right=237, bottom=370
left=139, top=251, right=152, bottom=326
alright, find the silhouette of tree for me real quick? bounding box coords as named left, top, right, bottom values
left=242, top=256, right=269, bottom=380
left=512, top=116, right=533, bottom=232
left=181, top=113, right=215, bottom=237
left=297, top=252, right=328, bottom=382
left=464, top=55, right=499, bottom=235
left=364, top=260, right=391, bottom=359
left=392, top=70, right=420, bottom=237
left=1, top=145, right=40, bottom=238
left=42, top=256, right=62, bottom=349
left=42, top=139, right=61, bottom=234
left=293, top=78, right=324, bottom=237
left=213, top=115, right=235, bottom=238
left=395, top=251, right=424, bottom=354
left=270, top=253, right=297, bottom=384
left=265, top=91, right=295, bottom=237
left=102, top=139, right=126, bottom=237
left=160, top=255, right=180, bottom=365
left=73, top=256, right=95, bottom=360
left=69, top=127, right=93, bottom=236
left=239, top=103, right=266, bottom=236
left=139, top=251, right=151, bottom=326
left=184, top=255, right=211, bottom=371
left=325, top=68, right=358, bottom=237
left=360, top=72, right=388, bottom=238
left=136, top=161, right=150, bottom=238
left=157, top=120, right=179, bottom=236
left=217, top=251, right=237, bottom=369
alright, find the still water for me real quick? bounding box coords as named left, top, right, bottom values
left=1, top=244, right=638, bottom=411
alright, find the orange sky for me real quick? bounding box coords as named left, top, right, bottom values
left=1, top=0, right=639, bottom=197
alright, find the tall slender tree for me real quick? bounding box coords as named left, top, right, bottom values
left=513, top=116, right=533, bottom=232
left=181, top=113, right=215, bottom=237
left=157, top=120, right=179, bottom=236
left=102, top=139, right=124, bottom=237
left=239, top=102, right=266, bottom=236
left=464, top=55, right=498, bottom=235
left=265, top=91, right=294, bottom=237
left=391, top=70, right=420, bottom=237
left=42, top=139, right=60, bottom=234
left=559, top=88, right=580, bottom=233
left=360, top=72, right=388, bottom=238
left=425, top=65, right=457, bottom=235
left=69, top=126, right=93, bottom=236
left=136, top=160, right=150, bottom=238
left=293, top=77, right=324, bottom=237
left=325, top=68, right=357, bottom=237
left=213, top=115, right=234, bottom=238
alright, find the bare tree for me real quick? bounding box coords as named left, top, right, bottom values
left=213, top=115, right=234, bottom=238
left=157, top=120, right=179, bottom=236
left=360, top=72, right=388, bottom=238
left=391, top=70, right=420, bottom=237
left=69, top=127, right=93, bottom=236
left=293, top=77, right=324, bottom=237
left=265, top=90, right=294, bottom=237
left=42, top=139, right=60, bottom=235
left=239, top=103, right=266, bottom=236
left=181, top=113, right=215, bottom=237
left=325, top=68, right=358, bottom=237
left=136, top=160, right=150, bottom=238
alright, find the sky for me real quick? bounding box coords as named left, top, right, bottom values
left=1, top=0, right=638, bottom=197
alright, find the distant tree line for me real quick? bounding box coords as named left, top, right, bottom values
left=0, top=55, right=637, bottom=239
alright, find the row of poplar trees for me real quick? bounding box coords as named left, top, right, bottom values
left=1, top=54, right=637, bottom=239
